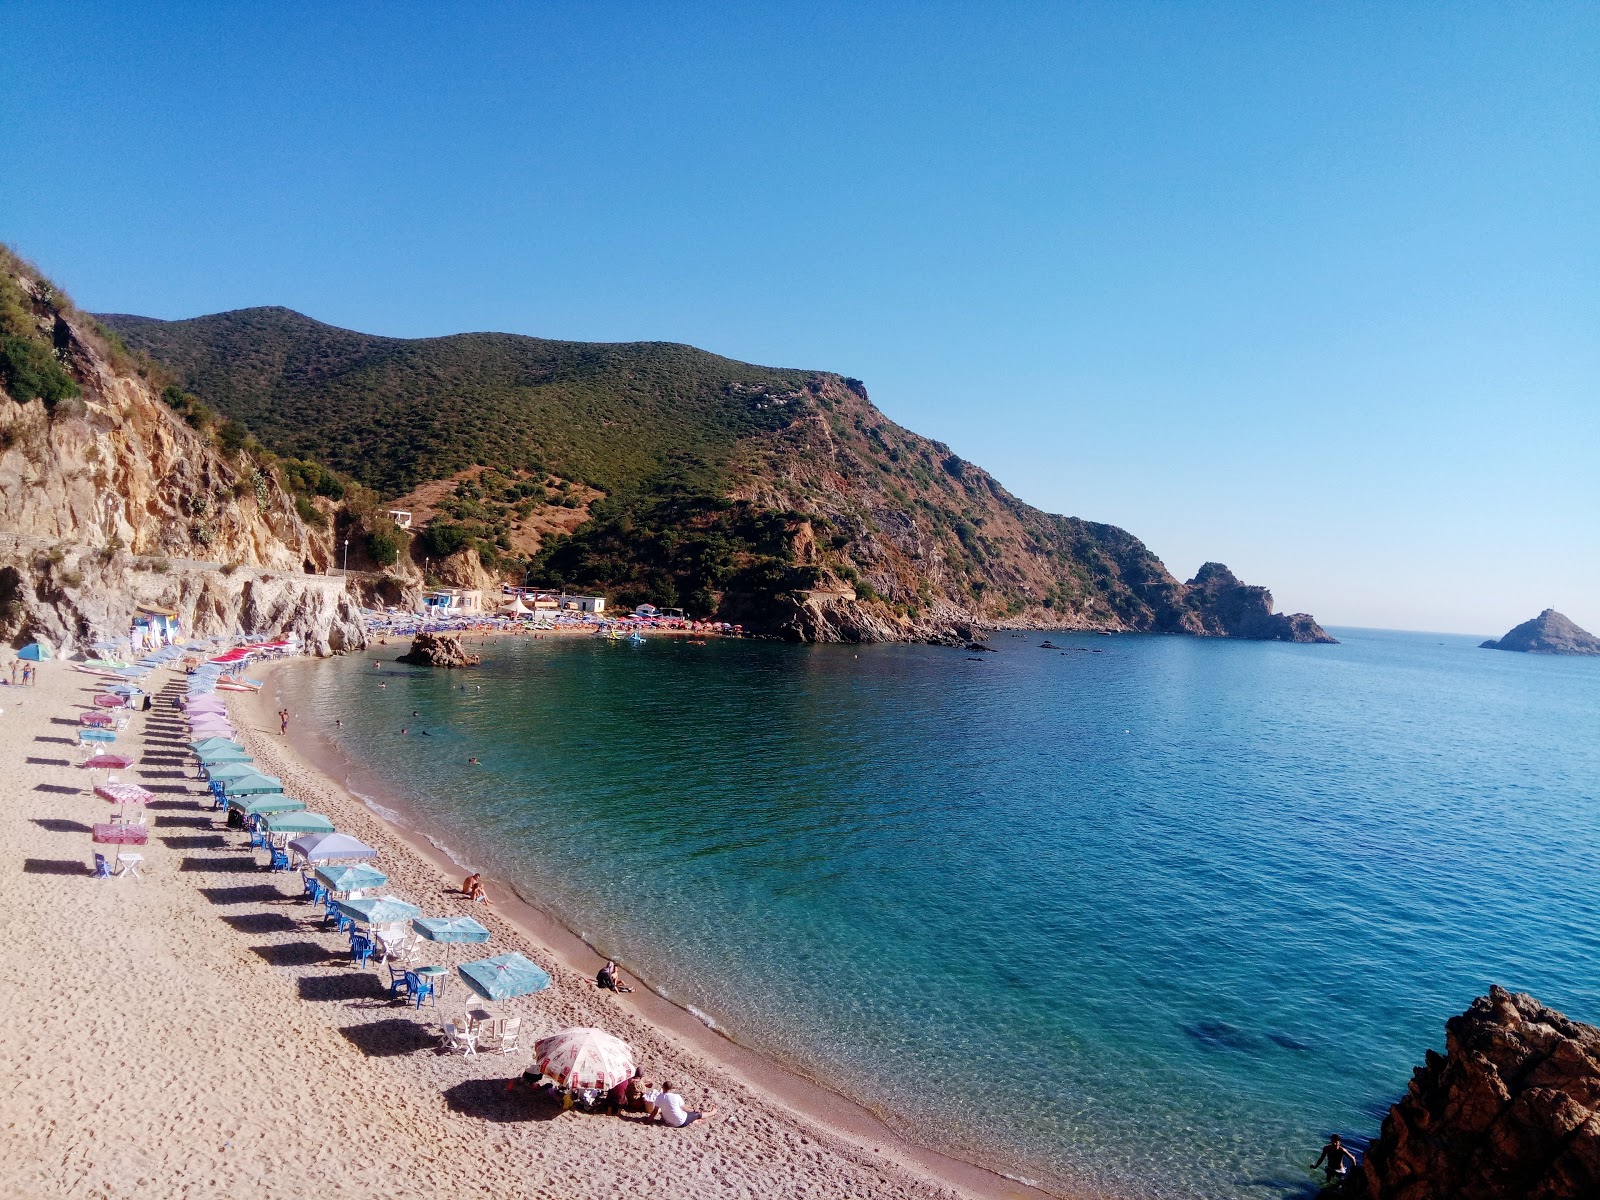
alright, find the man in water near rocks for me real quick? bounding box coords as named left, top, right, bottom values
left=1313, top=1134, right=1356, bottom=1186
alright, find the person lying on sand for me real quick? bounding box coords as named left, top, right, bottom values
left=647, top=1082, right=715, bottom=1127
left=462, top=873, right=490, bottom=904
left=596, top=959, right=632, bottom=994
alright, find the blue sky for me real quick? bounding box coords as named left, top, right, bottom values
left=3, top=3, right=1595, bottom=634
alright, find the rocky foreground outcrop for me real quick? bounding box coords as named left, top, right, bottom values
left=1480, top=610, right=1600, bottom=656
left=1352, top=986, right=1600, bottom=1200
left=397, top=631, right=481, bottom=668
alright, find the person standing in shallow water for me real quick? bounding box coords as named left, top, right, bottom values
left=1313, top=1134, right=1356, bottom=1186
left=279, top=709, right=289, bottom=735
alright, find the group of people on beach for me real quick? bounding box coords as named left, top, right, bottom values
left=9, top=661, right=37, bottom=686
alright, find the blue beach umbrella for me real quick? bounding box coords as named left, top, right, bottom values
left=334, top=896, right=422, bottom=926
left=79, top=729, right=118, bottom=743
left=314, top=864, right=389, bottom=893
left=190, top=737, right=243, bottom=754
left=263, top=810, right=334, bottom=836
left=411, top=916, right=491, bottom=945
left=457, top=952, right=551, bottom=1002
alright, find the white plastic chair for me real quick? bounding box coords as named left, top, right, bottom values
left=115, top=853, right=143, bottom=879
left=493, top=1016, right=522, bottom=1055
left=442, top=1022, right=477, bottom=1056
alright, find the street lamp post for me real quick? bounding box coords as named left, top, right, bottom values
left=342, top=538, right=350, bottom=576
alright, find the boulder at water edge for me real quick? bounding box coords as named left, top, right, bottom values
left=1352, top=986, right=1600, bottom=1199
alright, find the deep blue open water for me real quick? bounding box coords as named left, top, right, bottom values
left=276, top=628, right=1600, bottom=1198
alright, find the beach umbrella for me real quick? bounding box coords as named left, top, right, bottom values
left=197, top=748, right=251, bottom=766
left=288, top=832, right=377, bottom=863
left=229, top=794, right=306, bottom=817
left=93, top=822, right=148, bottom=845
left=95, top=782, right=154, bottom=806
left=186, top=696, right=227, bottom=713
left=188, top=716, right=233, bottom=732
left=532, top=1027, right=634, bottom=1091
left=314, top=864, right=388, bottom=893
left=458, top=952, right=552, bottom=1003
left=263, top=810, right=334, bottom=836
left=92, top=694, right=126, bottom=708
left=80, top=752, right=135, bottom=770
left=334, top=895, right=422, bottom=926
left=190, top=736, right=240, bottom=753
left=79, top=729, right=118, bottom=744
left=411, top=916, right=491, bottom=945
left=222, top=772, right=284, bottom=796
left=80, top=711, right=115, bottom=728
left=204, top=761, right=257, bottom=782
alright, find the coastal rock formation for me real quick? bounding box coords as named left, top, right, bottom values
left=1179, top=562, right=1337, bottom=643
left=397, top=631, right=481, bottom=667
left=1352, top=986, right=1600, bottom=1200
left=0, top=249, right=367, bottom=655
left=103, top=305, right=1336, bottom=647
left=1480, top=610, right=1600, bottom=656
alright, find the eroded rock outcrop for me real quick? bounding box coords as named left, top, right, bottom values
left=1353, top=986, right=1600, bottom=1200
left=397, top=631, right=481, bottom=667
left=1480, top=610, right=1600, bottom=656
left=1180, top=562, right=1337, bottom=644
left=0, top=250, right=367, bottom=655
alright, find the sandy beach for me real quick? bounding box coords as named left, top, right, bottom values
left=0, top=657, right=1046, bottom=1199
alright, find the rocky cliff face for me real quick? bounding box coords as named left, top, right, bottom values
left=0, top=250, right=367, bottom=654
left=1480, top=610, right=1600, bottom=656
left=1353, top=986, right=1600, bottom=1200
left=727, top=377, right=1336, bottom=643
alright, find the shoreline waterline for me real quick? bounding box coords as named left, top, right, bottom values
left=250, top=654, right=1075, bottom=1200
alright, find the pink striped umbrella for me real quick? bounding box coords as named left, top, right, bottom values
left=80, top=711, right=116, bottom=728
left=93, top=694, right=126, bottom=708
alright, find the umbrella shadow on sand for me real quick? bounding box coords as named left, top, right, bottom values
left=442, top=1078, right=565, bottom=1124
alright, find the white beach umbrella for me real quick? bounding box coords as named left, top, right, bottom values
left=533, top=1027, right=636, bottom=1091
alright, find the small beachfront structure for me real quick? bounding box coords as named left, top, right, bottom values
left=420, top=588, right=483, bottom=617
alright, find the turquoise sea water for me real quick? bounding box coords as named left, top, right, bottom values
left=276, top=629, right=1600, bottom=1198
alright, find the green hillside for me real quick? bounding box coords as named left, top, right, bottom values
left=101, top=308, right=814, bottom=499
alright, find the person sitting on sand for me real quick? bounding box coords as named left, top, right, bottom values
left=596, top=959, right=632, bottom=994
left=462, top=873, right=490, bottom=904
left=648, top=1082, right=715, bottom=1127
left=1313, top=1134, right=1356, bottom=1185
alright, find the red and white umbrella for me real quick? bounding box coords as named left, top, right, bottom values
left=532, top=1027, right=636, bottom=1091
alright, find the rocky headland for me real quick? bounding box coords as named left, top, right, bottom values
left=1480, top=610, right=1600, bottom=656
left=1352, top=986, right=1600, bottom=1199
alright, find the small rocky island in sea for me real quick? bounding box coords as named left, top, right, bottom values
left=1480, top=609, right=1600, bottom=656
left=397, top=631, right=482, bottom=667
left=1350, top=986, right=1600, bottom=1199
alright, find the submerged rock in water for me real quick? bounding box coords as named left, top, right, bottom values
left=1352, top=985, right=1600, bottom=1199
left=397, top=632, right=481, bottom=668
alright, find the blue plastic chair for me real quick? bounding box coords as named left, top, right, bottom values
left=325, top=907, right=353, bottom=934
left=269, top=848, right=291, bottom=872
left=388, top=964, right=412, bottom=1000
left=301, top=873, right=318, bottom=900
left=350, top=934, right=373, bottom=967
left=93, top=853, right=113, bottom=880
left=247, top=826, right=267, bottom=849
left=405, top=970, right=435, bottom=1008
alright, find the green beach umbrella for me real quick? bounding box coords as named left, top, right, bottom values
left=222, top=772, right=284, bottom=797
left=457, top=952, right=551, bottom=1002
left=334, top=895, right=422, bottom=926
left=229, top=794, right=307, bottom=817
left=205, top=761, right=257, bottom=782
left=191, top=737, right=244, bottom=754
left=263, top=810, right=335, bottom=835
left=314, top=864, right=389, bottom=893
